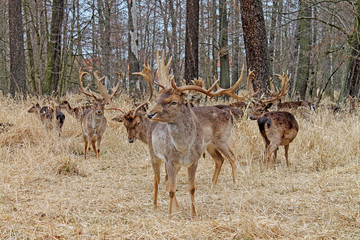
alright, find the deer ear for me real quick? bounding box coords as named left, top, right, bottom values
left=112, top=116, right=123, bottom=122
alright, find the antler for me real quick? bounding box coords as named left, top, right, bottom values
left=170, top=64, right=255, bottom=101
left=96, top=70, right=125, bottom=113
left=79, top=69, right=97, bottom=99
left=132, top=65, right=154, bottom=117
left=260, top=72, right=291, bottom=104
left=156, top=50, right=172, bottom=88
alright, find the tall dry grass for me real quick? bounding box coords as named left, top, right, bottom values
left=0, top=94, right=359, bottom=239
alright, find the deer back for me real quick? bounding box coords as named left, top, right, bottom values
left=257, top=111, right=299, bottom=145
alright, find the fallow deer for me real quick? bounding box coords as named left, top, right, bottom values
left=145, top=51, right=253, bottom=217
left=78, top=69, right=120, bottom=159
left=248, top=73, right=299, bottom=169
left=59, top=100, right=92, bottom=121
left=28, top=103, right=65, bottom=134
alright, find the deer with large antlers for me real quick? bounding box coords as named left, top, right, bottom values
left=145, top=51, right=255, bottom=217
left=78, top=69, right=120, bottom=159
left=248, top=73, right=299, bottom=169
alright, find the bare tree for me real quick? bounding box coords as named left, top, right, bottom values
left=184, top=0, right=199, bottom=84
left=240, top=0, right=270, bottom=95
left=43, top=0, right=65, bottom=95
left=128, top=0, right=140, bottom=96
left=295, top=0, right=311, bottom=100
left=9, top=0, right=27, bottom=97
left=219, top=0, right=230, bottom=89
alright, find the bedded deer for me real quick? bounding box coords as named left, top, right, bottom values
left=248, top=73, right=299, bottom=169
left=78, top=69, right=120, bottom=159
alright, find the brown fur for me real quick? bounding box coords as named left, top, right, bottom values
left=249, top=104, right=299, bottom=168
left=147, top=88, right=204, bottom=217
left=59, top=100, right=92, bottom=121
left=81, top=98, right=107, bottom=160
left=28, top=103, right=65, bottom=134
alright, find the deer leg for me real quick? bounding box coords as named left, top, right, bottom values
left=188, top=161, right=198, bottom=218
left=91, top=139, right=97, bottom=158
left=284, top=144, right=290, bottom=167
left=96, top=136, right=102, bottom=158
left=206, top=145, right=224, bottom=187
left=267, top=143, right=280, bottom=169
left=165, top=161, right=177, bottom=216
left=216, top=144, right=237, bottom=184
left=83, top=137, right=88, bottom=160
left=151, top=156, right=161, bottom=209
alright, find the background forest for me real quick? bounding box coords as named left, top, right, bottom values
left=3, top=0, right=360, bottom=105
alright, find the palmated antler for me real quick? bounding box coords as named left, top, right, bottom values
left=132, top=65, right=154, bottom=117
left=156, top=50, right=172, bottom=88
left=79, top=69, right=98, bottom=99
left=95, top=70, right=124, bottom=113
left=260, top=72, right=291, bottom=104
left=171, top=64, right=256, bottom=101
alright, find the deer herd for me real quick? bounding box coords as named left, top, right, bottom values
left=27, top=51, right=326, bottom=217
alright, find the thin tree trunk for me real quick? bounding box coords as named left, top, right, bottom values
left=184, top=0, right=199, bottom=84
left=128, top=0, right=140, bottom=96
left=44, top=0, right=65, bottom=95
left=9, top=0, right=27, bottom=97
left=295, top=0, right=311, bottom=100
left=219, top=0, right=230, bottom=89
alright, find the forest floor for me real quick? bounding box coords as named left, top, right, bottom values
left=0, top=94, right=359, bottom=239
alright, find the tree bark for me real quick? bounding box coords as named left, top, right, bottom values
left=184, top=0, right=199, bottom=84
left=219, top=0, right=230, bottom=89
left=9, top=0, right=27, bottom=97
left=43, top=0, right=65, bottom=95
left=240, top=0, right=270, bottom=95
left=344, top=0, right=360, bottom=98
left=128, top=0, right=140, bottom=96
left=295, top=0, right=311, bottom=100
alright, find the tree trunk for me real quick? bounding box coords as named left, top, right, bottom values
left=344, top=0, right=360, bottom=98
left=43, top=0, right=65, bottom=95
left=240, top=0, right=270, bottom=95
left=295, top=0, right=311, bottom=100
left=184, top=0, right=199, bottom=84
left=211, top=0, right=218, bottom=79
left=9, top=0, right=27, bottom=97
left=219, top=0, right=230, bottom=89
left=127, top=0, right=140, bottom=96
left=231, top=0, right=241, bottom=85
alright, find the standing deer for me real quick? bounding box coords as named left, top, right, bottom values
left=143, top=51, right=252, bottom=217
left=78, top=69, right=120, bottom=159
left=248, top=73, right=299, bottom=169
left=108, top=66, right=252, bottom=188
left=28, top=103, right=65, bottom=134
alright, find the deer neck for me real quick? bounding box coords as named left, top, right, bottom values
left=138, top=117, right=155, bottom=145
left=166, top=106, right=202, bottom=153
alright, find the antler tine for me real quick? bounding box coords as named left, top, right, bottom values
left=132, top=65, right=154, bottom=117
left=133, top=65, right=153, bottom=102
left=156, top=50, right=173, bottom=88
left=79, top=68, right=97, bottom=99
left=96, top=71, right=126, bottom=113
left=171, top=65, right=251, bottom=101
left=261, top=72, right=291, bottom=104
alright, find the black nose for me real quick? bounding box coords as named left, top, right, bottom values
left=96, top=110, right=102, bottom=114
left=129, top=139, right=134, bottom=143
left=147, top=112, right=156, bottom=119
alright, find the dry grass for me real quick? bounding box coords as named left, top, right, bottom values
left=0, top=94, right=359, bottom=239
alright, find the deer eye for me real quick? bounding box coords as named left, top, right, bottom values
left=170, top=101, right=177, bottom=106
left=136, top=120, right=140, bottom=126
